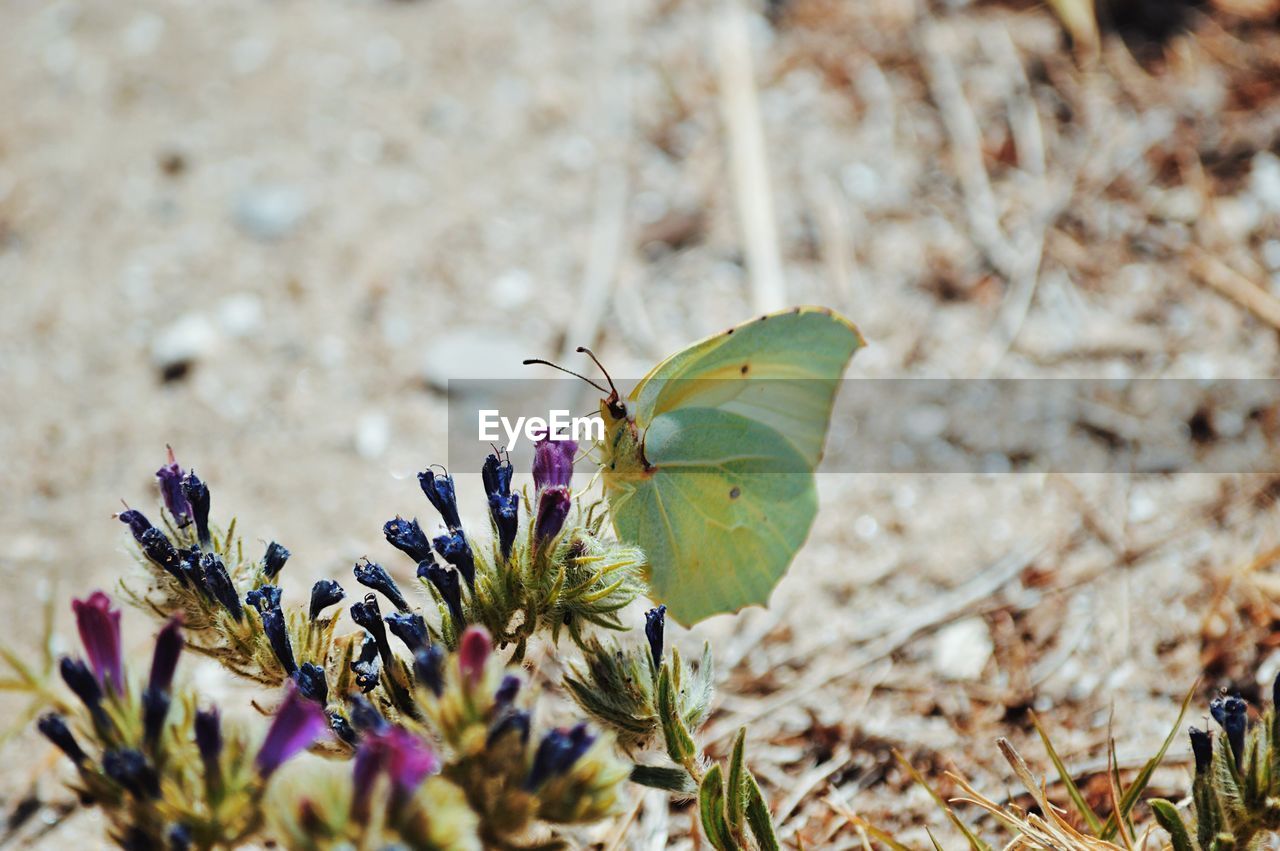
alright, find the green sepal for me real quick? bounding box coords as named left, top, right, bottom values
left=698, top=763, right=734, bottom=851
left=744, top=769, right=780, bottom=851
left=1149, top=799, right=1194, bottom=851
left=658, top=664, right=696, bottom=765
left=727, top=728, right=747, bottom=830
left=629, top=764, right=697, bottom=795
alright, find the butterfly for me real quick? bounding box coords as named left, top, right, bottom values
left=530, top=306, right=863, bottom=625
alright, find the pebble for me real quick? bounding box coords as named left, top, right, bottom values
left=233, top=184, right=309, bottom=241
left=355, top=412, right=391, bottom=459
left=217, top=293, right=264, bottom=337
left=931, top=617, right=993, bottom=681
left=420, top=328, right=539, bottom=391
left=150, top=312, right=219, bottom=371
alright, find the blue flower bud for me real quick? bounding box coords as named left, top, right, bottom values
left=103, top=748, right=160, bottom=798
left=482, top=452, right=514, bottom=500
left=351, top=627, right=383, bottom=693
left=489, top=494, right=519, bottom=560
left=413, top=645, right=446, bottom=697
left=418, top=469, right=462, bottom=530
left=148, top=617, right=183, bottom=694
left=194, top=707, right=222, bottom=772
left=142, top=687, right=171, bottom=746
left=59, top=657, right=103, bottom=714
left=139, top=527, right=185, bottom=584
left=347, top=694, right=388, bottom=733
left=383, top=517, right=434, bottom=564
left=166, top=823, right=192, bottom=851
left=260, top=606, right=297, bottom=676
left=495, top=674, right=521, bottom=709
left=488, top=709, right=531, bottom=746
left=261, top=541, right=290, bottom=579
left=328, top=711, right=358, bottom=746
left=644, top=605, right=667, bottom=668
left=309, top=579, right=345, bottom=621
left=200, top=553, right=242, bottom=623
left=181, top=471, right=211, bottom=547
left=1189, top=726, right=1212, bottom=775
left=526, top=722, right=595, bottom=790
left=245, top=584, right=282, bottom=614
left=422, top=564, right=464, bottom=627
left=354, top=560, right=409, bottom=612
left=294, top=662, right=328, bottom=705
left=433, top=530, right=476, bottom=590
left=1210, top=693, right=1247, bottom=769
left=37, top=713, right=86, bottom=764
left=117, top=509, right=153, bottom=543
left=385, top=612, right=429, bottom=653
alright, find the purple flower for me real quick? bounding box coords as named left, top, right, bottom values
left=433, top=530, right=476, bottom=590
left=156, top=447, right=191, bottom=526
left=37, top=713, right=86, bottom=764
left=418, top=468, right=462, bottom=530
left=458, top=625, right=492, bottom=687
left=72, top=591, right=124, bottom=694
left=181, top=471, right=211, bottom=547
left=351, top=726, right=439, bottom=820
left=533, top=435, right=577, bottom=491
left=148, top=617, right=184, bottom=693
left=261, top=541, right=291, bottom=579
left=495, top=674, right=521, bottom=709
left=383, top=517, right=434, bottom=564
left=422, top=564, right=464, bottom=627
left=644, top=605, right=666, bottom=668
left=354, top=560, right=409, bottom=612
left=526, top=722, right=595, bottom=790
left=534, top=486, right=572, bottom=544
left=117, top=509, right=153, bottom=542
left=309, top=579, right=345, bottom=621
left=256, top=683, right=329, bottom=777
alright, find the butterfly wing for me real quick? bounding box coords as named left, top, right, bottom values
left=628, top=306, right=863, bottom=467
left=604, top=306, right=863, bottom=624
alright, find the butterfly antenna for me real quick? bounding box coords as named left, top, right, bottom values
left=575, top=347, right=620, bottom=400
left=522, top=358, right=610, bottom=394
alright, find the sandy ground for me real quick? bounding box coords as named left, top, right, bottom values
left=2, top=0, right=1280, bottom=847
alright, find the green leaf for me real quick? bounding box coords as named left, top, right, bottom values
left=699, top=764, right=734, bottom=851
left=658, top=665, right=696, bottom=765
left=629, top=764, right=697, bottom=795
left=727, top=728, right=747, bottom=830
left=744, top=770, right=780, bottom=851
left=1031, top=710, right=1103, bottom=834
left=1149, top=799, right=1194, bottom=851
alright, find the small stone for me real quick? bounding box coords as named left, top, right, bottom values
left=150, top=313, right=219, bottom=375
left=233, top=185, right=309, bottom=241
left=1251, top=151, right=1280, bottom=215
left=355, top=412, right=391, bottom=459
left=931, top=617, right=993, bottom=681
left=217, top=293, right=263, bottom=337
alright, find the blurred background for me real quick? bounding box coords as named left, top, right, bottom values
left=2, top=0, right=1279, bottom=846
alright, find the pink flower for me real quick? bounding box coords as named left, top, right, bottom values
left=458, top=625, right=492, bottom=687
left=72, top=591, right=123, bottom=694
left=255, top=683, right=329, bottom=777
left=351, top=726, right=439, bottom=820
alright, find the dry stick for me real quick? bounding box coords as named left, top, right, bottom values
left=715, top=0, right=786, bottom=313
left=1189, top=248, right=1280, bottom=331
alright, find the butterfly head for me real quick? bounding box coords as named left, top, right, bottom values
left=522, top=348, right=627, bottom=420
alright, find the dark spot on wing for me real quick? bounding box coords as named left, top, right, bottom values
left=729, top=486, right=741, bottom=499
left=740, top=364, right=749, bottom=375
